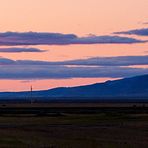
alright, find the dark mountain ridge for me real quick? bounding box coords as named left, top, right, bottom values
left=0, top=74, right=147, bottom=100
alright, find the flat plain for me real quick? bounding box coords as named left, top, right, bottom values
left=0, top=102, right=147, bottom=148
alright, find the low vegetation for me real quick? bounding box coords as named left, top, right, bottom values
left=0, top=103, right=147, bottom=147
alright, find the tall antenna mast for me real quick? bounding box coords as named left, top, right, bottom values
left=30, top=85, right=33, bottom=104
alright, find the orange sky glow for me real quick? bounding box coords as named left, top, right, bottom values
left=0, top=0, right=148, bottom=91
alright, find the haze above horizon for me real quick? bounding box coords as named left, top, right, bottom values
left=0, top=0, right=148, bottom=91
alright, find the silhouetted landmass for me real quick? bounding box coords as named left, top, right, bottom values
left=0, top=74, right=148, bottom=101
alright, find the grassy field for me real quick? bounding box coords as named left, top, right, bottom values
left=0, top=103, right=147, bottom=147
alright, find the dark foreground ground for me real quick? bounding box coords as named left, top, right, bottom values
left=0, top=102, right=148, bottom=148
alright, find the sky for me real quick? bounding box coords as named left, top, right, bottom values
left=0, top=0, right=148, bottom=91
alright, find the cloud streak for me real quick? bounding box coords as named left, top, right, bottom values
left=143, top=22, right=148, bottom=25
left=114, top=28, right=148, bottom=36
left=49, top=56, right=148, bottom=66
left=0, top=32, right=145, bottom=46
left=0, top=64, right=147, bottom=80
left=0, top=56, right=148, bottom=66
left=0, top=57, right=147, bottom=79
left=0, top=47, right=46, bottom=53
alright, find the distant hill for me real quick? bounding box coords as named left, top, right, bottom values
left=0, top=74, right=148, bottom=100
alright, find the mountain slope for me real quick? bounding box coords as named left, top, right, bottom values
left=0, top=74, right=148, bottom=98
left=43, top=74, right=148, bottom=97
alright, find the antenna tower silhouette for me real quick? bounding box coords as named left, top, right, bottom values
left=30, top=85, right=33, bottom=104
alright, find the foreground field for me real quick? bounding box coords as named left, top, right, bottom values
left=0, top=104, right=148, bottom=148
